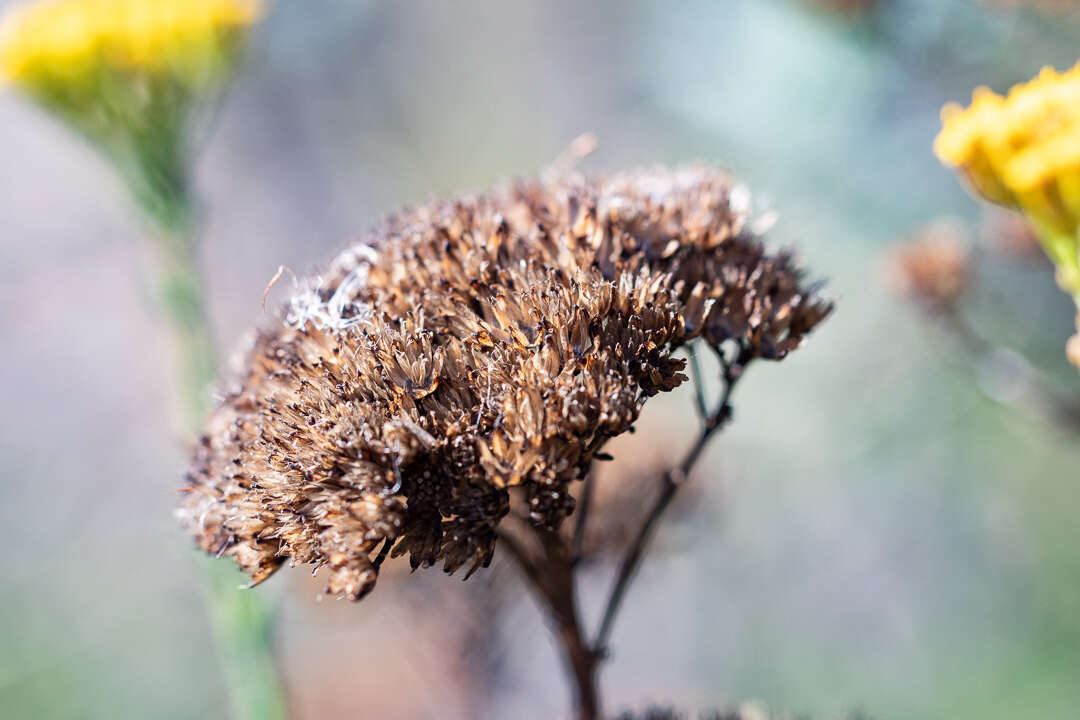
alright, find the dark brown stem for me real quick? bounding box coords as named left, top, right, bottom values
left=572, top=470, right=595, bottom=564
left=498, top=528, right=601, bottom=720
left=372, top=537, right=394, bottom=569
left=539, top=530, right=601, bottom=720
left=592, top=348, right=749, bottom=654
left=498, top=344, right=750, bottom=720
left=688, top=341, right=710, bottom=420
left=573, top=434, right=613, bottom=564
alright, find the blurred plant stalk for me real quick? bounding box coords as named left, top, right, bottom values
left=157, top=186, right=287, bottom=720
left=0, top=2, right=287, bottom=718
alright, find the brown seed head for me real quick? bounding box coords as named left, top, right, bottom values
left=891, top=221, right=971, bottom=311
left=177, top=166, right=832, bottom=600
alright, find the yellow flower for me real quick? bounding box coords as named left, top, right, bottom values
left=935, top=61, right=1080, bottom=301
left=0, top=0, right=260, bottom=89
left=0, top=0, right=262, bottom=228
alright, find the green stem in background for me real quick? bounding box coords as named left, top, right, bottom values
left=1028, top=217, right=1080, bottom=308
left=148, top=164, right=287, bottom=720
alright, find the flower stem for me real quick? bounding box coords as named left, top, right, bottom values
left=497, top=528, right=601, bottom=720
left=151, top=192, right=287, bottom=720
left=593, top=345, right=750, bottom=655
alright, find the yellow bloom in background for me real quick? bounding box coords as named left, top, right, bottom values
left=3, top=4, right=284, bottom=718
left=935, top=61, right=1080, bottom=367
left=0, top=0, right=260, bottom=86
left=0, top=0, right=262, bottom=227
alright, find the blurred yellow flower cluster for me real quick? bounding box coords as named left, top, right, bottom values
left=0, top=0, right=260, bottom=89
left=935, top=63, right=1080, bottom=228
left=936, top=62, right=1080, bottom=304
left=935, top=61, right=1080, bottom=367
left=0, top=0, right=262, bottom=228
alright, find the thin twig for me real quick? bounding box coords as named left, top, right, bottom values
left=572, top=435, right=612, bottom=564
left=572, top=471, right=596, bottom=563
left=688, top=342, right=710, bottom=420
left=592, top=347, right=750, bottom=654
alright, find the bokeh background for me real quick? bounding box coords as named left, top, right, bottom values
left=3, top=1, right=1080, bottom=718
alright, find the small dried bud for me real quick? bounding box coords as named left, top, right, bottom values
left=177, top=166, right=832, bottom=600
left=890, top=222, right=970, bottom=310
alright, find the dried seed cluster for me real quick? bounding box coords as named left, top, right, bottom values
left=177, top=167, right=832, bottom=600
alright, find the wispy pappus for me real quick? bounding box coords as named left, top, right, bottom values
left=177, top=166, right=832, bottom=600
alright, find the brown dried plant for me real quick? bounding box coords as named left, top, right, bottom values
left=178, top=165, right=832, bottom=719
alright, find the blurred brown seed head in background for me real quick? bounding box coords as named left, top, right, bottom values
left=177, top=166, right=832, bottom=601
left=890, top=221, right=971, bottom=312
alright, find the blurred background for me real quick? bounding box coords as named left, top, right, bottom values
left=3, top=0, right=1080, bottom=718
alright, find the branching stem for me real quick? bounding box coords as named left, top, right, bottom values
left=498, top=343, right=752, bottom=720
left=593, top=346, right=749, bottom=654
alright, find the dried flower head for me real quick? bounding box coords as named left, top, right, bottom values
left=890, top=221, right=970, bottom=311
left=177, top=167, right=832, bottom=600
